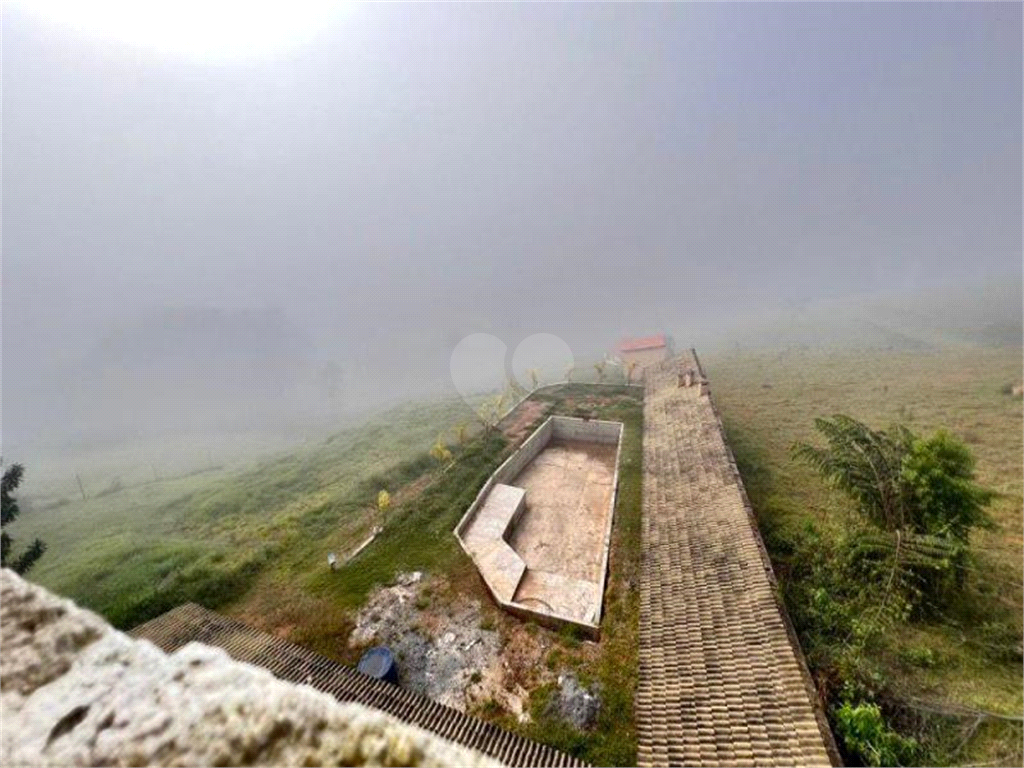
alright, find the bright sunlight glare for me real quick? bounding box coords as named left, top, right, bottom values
left=11, top=0, right=342, bottom=59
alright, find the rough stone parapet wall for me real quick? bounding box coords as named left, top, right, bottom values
left=0, top=569, right=498, bottom=767
left=636, top=351, right=839, bottom=767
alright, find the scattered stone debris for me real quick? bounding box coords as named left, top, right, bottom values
left=348, top=573, right=555, bottom=719
left=480, top=623, right=554, bottom=722
left=551, top=673, right=602, bottom=730
left=395, top=571, right=423, bottom=587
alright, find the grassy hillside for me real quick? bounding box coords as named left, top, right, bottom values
left=705, top=345, right=1023, bottom=765
left=8, top=397, right=480, bottom=628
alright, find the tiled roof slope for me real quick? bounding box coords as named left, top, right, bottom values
left=130, top=603, right=584, bottom=767
left=637, top=350, right=840, bottom=767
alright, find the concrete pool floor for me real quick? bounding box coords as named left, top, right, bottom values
left=507, top=439, right=617, bottom=623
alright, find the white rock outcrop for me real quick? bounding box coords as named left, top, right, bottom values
left=0, top=569, right=498, bottom=766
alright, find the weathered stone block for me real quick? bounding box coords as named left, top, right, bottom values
left=1, top=569, right=498, bottom=767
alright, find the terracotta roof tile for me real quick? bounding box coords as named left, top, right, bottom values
left=636, top=350, right=840, bottom=767
left=617, top=334, right=668, bottom=352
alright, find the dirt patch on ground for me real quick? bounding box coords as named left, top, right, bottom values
left=348, top=572, right=557, bottom=719
left=500, top=623, right=553, bottom=692
left=273, top=622, right=296, bottom=639
left=392, top=473, right=434, bottom=504
left=501, top=400, right=551, bottom=442
left=560, top=395, right=627, bottom=413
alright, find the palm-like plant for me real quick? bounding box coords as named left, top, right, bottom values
left=793, top=415, right=994, bottom=607
left=792, top=415, right=911, bottom=532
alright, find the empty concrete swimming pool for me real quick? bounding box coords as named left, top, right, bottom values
left=455, top=415, right=623, bottom=636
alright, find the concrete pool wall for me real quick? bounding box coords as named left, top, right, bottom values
left=454, top=415, right=624, bottom=638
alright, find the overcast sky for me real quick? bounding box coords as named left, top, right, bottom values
left=2, top=1, right=1021, bottom=443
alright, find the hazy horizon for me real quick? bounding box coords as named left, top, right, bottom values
left=3, top=1, right=1021, bottom=452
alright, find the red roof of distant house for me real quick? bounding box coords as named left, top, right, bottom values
left=617, top=334, right=668, bottom=353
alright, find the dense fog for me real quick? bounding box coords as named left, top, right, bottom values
left=3, top=1, right=1021, bottom=452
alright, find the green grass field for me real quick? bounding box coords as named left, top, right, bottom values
left=705, top=344, right=1023, bottom=765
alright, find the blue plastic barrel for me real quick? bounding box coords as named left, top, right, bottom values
left=357, top=646, right=398, bottom=685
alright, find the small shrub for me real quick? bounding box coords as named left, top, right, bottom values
left=898, top=645, right=939, bottom=669
left=469, top=670, right=482, bottom=684
left=479, top=615, right=496, bottom=632
left=834, top=701, right=919, bottom=767
left=477, top=698, right=504, bottom=719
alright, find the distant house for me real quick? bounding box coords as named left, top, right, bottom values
left=616, top=333, right=674, bottom=372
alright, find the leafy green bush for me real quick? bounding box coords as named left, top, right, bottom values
left=834, top=701, right=919, bottom=767
left=794, top=416, right=993, bottom=542
left=901, top=431, right=995, bottom=544
left=793, top=416, right=995, bottom=614
left=897, top=645, right=939, bottom=669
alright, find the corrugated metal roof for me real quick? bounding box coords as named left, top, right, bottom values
left=130, top=604, right=585, bottom=767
